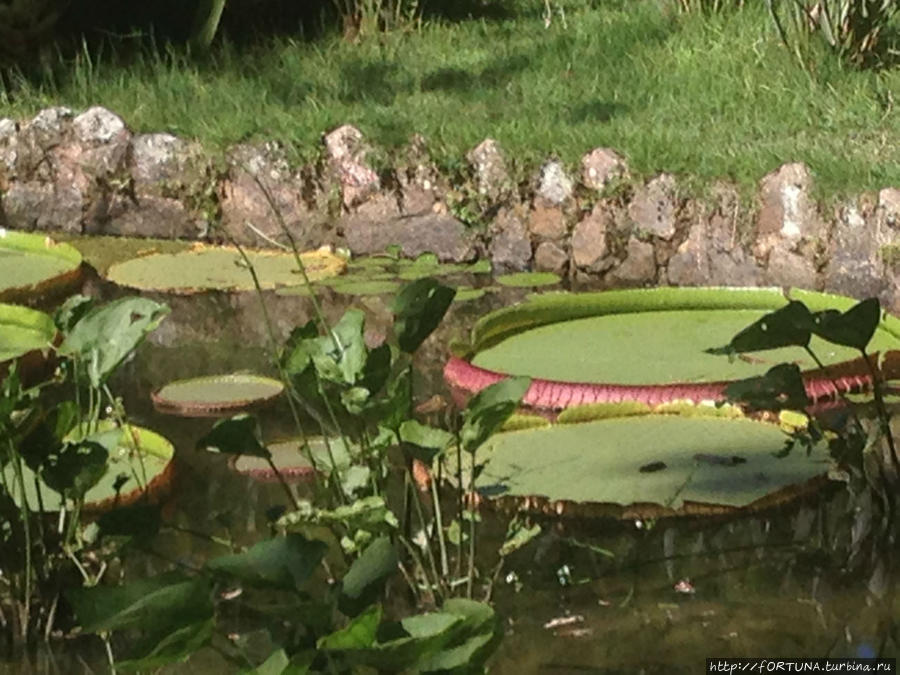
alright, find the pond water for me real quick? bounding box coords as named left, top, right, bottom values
left=3, top=266, right=899, bottom=673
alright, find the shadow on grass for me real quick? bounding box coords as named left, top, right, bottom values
left=568, top=100, right=628, bottom=124
left=421, top=53, right=532, bottom=93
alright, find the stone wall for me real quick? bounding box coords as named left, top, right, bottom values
left=2, top=106, right=900, bottom=310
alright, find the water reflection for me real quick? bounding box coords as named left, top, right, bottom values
left=4, top=278, right=899, bottom=672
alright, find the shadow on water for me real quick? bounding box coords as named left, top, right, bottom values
left=3, top=269, right=900, bottom=672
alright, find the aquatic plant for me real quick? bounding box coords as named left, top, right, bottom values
left=0, top=295, right=171, bottom=646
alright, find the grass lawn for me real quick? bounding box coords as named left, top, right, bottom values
left=3, top=0, right=899, bottom=198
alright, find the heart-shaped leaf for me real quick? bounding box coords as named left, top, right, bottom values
left=392, top=278, right=456, bottom=354
left=809, top=298, right=880, bottom=351
left=706, top=301, right=813, bottom=355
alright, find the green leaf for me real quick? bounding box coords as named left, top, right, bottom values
left=318, top=604, right=382, bottom=649
left=316, top=310, right=368, bottom=385
left=724, top=363, right=811, bottom=412
left=460, top=376, right=531, bottom=453
left=196, top=414, right=269, bottom=458
left=392, top=278, right=456, bottom=354
left=361, top=342, right=392, bottom=396
left=116, top=618, right=214, bottom=672
left=41, top=436, right=113, bottom=499
left=68, top=573, right=213, bottom=635
left=59, top=296, right=169, bottom=387
left=809, top=298, right=880, bottom=351
left=705, top=301, right=813, bottom=356
left=400, top=420, right=454, bottom=462
left=206, top=534, right=327, bottom=591
left=243, top=648, right=289, bottom=675
left=340, top=536, right=398, bottom=615
left=53, top=294, right=95, bottom=333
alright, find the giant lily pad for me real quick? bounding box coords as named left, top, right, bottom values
left=473, top=411, right=829, bottom=518
left=151, top=373, right=284, bottom=417
left=105, top=244, right=346, bottom=294
left=0, top=304, right=57, bottom=376
left=3, top=423, right=175, bottom=514
left=446, top=287, right=900, bottom=412
left=0, top=229, right=83, bottom=302
left=57, top=234, right=193, bottom=274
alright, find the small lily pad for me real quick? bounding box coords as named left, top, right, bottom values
left=105, top=244, right=346, bottom=294
left=495, top=272, right=561, bottom=288
left=0, top=230, right=83, bottom=302
left=231, top=437, right=351, bottom=482
left=3, top=423, right=175, bottom=513
left=151, top=373, right=285, bottom=417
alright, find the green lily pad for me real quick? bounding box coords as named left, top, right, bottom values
left=151, top=373, right=285, bottom=417
left=3, top=423, right=174, bottom=513
left=0, top=303, right=57, bottom=363
left=231, top=437, right=351, bottom=482
left=56, top=234, right=193, bottom=274
left=105, top=244, right=346, bottom=294
left=495, top=272, right=561, bottom=288
left=453, top=287, right=487, bottom=303
left=474, top=413, right=828, bottom=518
left=328, top=279, right=402, bottom=296
left=468, top=288, right=900, bottom=386
left=0, top=229, right=83, bottom=302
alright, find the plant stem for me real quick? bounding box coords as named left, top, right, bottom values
left=467, top=451, right=477, bottom=600
left=430, top=475, right=449, bottom=577
left=266, top=455, right=301, bottom=510
left=860, top=348, right=900, bottom=476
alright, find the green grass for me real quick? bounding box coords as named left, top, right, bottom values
left=3, top=0, right=899, bottom=198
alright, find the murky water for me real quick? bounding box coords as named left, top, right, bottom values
left=3, top=272, right=899, bottom=673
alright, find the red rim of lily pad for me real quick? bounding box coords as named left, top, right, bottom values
left=0, top=230, right=84, bottom=303
left=151, top=373, right=285, bottom=417
left=445, top=287, right=900, bottom=416
left=459, top=406, right=834, bottom=520
left=229, top=438, right=333, bottom=483
left=2, top=423, right=176, bottom=514
left=83, top=424, right=177, bottom=515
